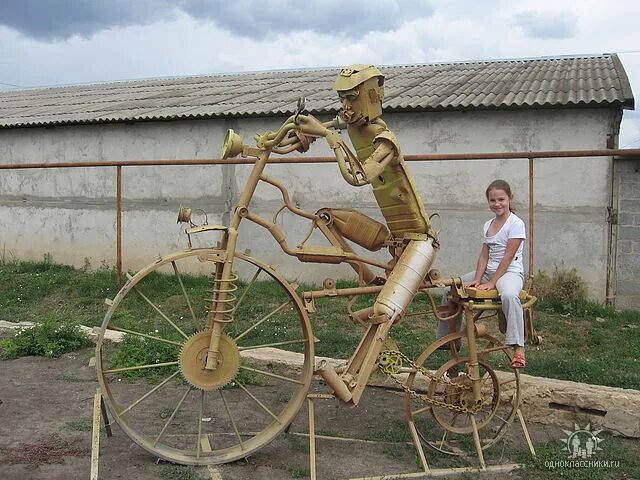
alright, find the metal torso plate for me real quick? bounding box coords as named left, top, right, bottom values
left=347, top=123, right=433, bottom=238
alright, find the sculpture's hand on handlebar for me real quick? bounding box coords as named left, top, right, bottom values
left=295, top=114, right=330, bottom=138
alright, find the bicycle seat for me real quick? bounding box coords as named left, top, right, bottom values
left=464, top=287, right=528, bottom=302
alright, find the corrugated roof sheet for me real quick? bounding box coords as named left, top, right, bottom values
left=0, top=54, right=634, bottom=129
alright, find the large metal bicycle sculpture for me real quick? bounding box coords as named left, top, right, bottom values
left=96, top=72, right=539, bottom=470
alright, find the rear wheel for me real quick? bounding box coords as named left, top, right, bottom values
left=403, top=332, right=520, bottom=456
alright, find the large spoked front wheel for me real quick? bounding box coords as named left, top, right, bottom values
left=96, top=249, right=314, bottom=465
left=403, top=332, right=520, bottom=456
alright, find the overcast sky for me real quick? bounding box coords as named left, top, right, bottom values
left=1, top=0, right=639, bottom=147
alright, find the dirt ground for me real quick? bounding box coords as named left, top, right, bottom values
left=0, top=347, right=568, bottom=480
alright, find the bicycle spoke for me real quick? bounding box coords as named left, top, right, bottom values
left=233, top=300, right=291, bottom=343
left=133, top=284, right=189, bottom=340
left=480, top=370, right=493, bottom=389
left=107, top=326, right=183, bottom=346
left=479, top=341, right=494, bottom=363
left=219, top=390, right=244, bottom=450
left=480, top=343, right=510, bottom=362
left=154, top=386, right=193, bottom=447
left=103, top=361, right=179, bottom=373
left=438, top=426, right=450, bottom=449
left=235, top=267, right=262, bottom=311
left=238, top=338, right=308, bottom=351
left=494, top=414, right=509, bottom=424
left=450, top=412, right=461, bottom=427
left=118, top=370, right=180, bottom=417
left=236, top=381, right=281, bottom=423
left=450, top=342, right=461, bottom=361
left=172, top=261, right=197, bottom=325
left=411, top=400, right=433, bottom=417
left=239, top=365, right=303, bottom=384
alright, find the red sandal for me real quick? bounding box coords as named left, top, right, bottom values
left=511, top=352, right=526, bottom=369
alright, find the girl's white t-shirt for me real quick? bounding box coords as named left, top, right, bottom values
left=483, top=213, right=526, bottom=274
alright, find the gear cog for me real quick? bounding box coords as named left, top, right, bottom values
left=179, top=331, right=240, bottom=390
left=378, top=350, right=403, bottom=374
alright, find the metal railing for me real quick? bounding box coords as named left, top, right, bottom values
left=3, top=148, right=640, bottom=288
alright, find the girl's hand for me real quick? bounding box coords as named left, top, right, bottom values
left=464, top=280, right=477, bottom=288
left=477, top=281, right=496, bottom=291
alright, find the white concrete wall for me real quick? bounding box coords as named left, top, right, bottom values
left=0, top=107, right=615, bottom=301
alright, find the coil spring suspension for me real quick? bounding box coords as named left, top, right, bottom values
left=205, top=272, right=238, bottom=323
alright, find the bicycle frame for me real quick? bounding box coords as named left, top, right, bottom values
left=185, top=111, right=537, bottom=411
left=198, top=118, right=389, bottom=380
left=186, top=114, right=440, bottom=406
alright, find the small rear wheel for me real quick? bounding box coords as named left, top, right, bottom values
left=403, top=332, right=520, bottom=456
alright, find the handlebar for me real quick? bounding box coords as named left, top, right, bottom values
left=222, top=99, right=369, bottom=187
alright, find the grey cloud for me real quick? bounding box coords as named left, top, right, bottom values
left=0, top=0, right=176, bottom=40
left=181, top=0, right=434, bottom=39
left=0, top=0, right=433, bottom=41
left=514, top=11, right=577, bottom=40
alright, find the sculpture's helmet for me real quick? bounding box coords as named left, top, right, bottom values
left=334, top=64, right=385, bottom=124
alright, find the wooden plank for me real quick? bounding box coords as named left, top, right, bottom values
left=90, top=388, right=102, bottom=480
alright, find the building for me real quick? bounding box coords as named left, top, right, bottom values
left=0, top=54, right=637, bottom=306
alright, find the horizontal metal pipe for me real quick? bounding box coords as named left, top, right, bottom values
left=304, top=285, right=385, bottom=299
left=2, top=148, right=640, bottom=169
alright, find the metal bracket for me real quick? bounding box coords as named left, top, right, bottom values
left=302, top=293, right=316, bottom=313
left=194, top=250, right=227, bottom=264
left=185, top=224, right=228, bottom=235
left=184, top=224, right=228, bottom=248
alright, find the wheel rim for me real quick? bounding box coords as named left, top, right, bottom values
left=404, top=333, right=520, bottom=456
left=96, top=249, right=314, bottom=465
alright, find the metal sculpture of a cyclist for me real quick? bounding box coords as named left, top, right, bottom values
left=96, top=64, right=538, bottom=469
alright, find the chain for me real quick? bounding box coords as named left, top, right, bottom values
left=377, top=350, right=479, bottom=414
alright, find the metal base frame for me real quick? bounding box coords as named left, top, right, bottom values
left=91, top=387, right=114, bottom=480
left=303, top=390, right=537, bottom=480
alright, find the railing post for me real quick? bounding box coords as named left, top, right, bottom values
left=529, top=157, right=534, bottom=276
left=116, top=165, right=123, bottom=285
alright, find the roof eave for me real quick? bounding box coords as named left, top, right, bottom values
left=0, top=100, right=629, bottom=130
left=610, top=53, right=635, bottom=110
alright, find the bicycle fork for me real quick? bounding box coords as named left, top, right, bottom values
left=204, top=227, right=239, bottom=370
left=203, top=147, right=270, bottom=371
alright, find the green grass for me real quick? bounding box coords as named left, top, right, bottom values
left=525, top=309, right=640, bottom=389
left=0, top=255, right=118, bottom=328
left=287, top=464, right=310, bottom=478
left=516, top=435, right=640, bottom=479
left=63, top=418, right=93, bottom=432
left=1, top=257, right=639, bottom=390
left=0, top=317, right=92, bottom=359
left=158, top=464, right=206, bottom=480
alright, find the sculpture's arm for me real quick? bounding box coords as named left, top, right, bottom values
left=295, top=114, right=395, bottom=187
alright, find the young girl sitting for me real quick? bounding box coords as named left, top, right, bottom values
left=437, top=179, right=527, bottom=368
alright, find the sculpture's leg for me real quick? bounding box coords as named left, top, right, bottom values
left=314, top=210, right=380, bottom=284
left=342, top=239, right=436, bottom=404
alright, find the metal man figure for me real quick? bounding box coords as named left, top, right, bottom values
left=296, top=65, right=439, bottom=403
